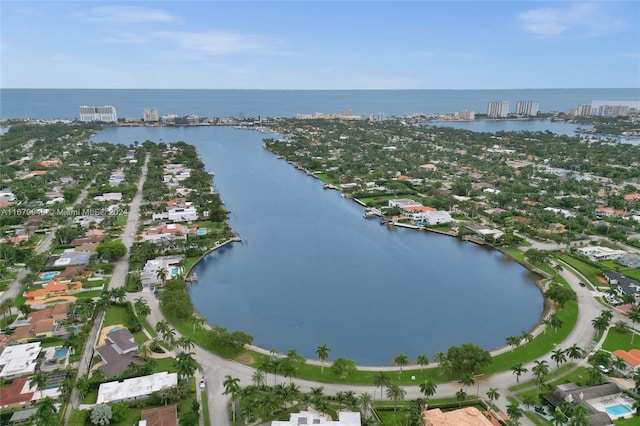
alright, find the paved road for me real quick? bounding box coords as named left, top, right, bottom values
left=64, top=155, right=150, bottom=424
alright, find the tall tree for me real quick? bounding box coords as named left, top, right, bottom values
left=551, top=348, right=567, bottom=369
left=223, top=375, right=241, bottom=424
left=35, top=397, right=58, bottom=426
left=507, top=403, right=523, bottom=426
left=419, top=379, right=437, bottom=401
left=29, top=371, right=48, bottom=399
left=357, top=392, right=373, bottom=418
left=393, top=353, right=409, bottom=374
left=175, top=351, right=201, bottom=381
left=486, top=387, right=500, bottom=403
left=372, top=371, right=391, bottom=400
left=316, top=344, right=330, bottom=374
left=511, top=363, right=528, bottom=383
left=416, top=354, right=429, bottom=372
left=455, top=388, right=467, bottom=407
left=385, top=384, right=406, bottom=412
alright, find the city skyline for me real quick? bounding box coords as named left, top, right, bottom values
left=1, top=1, right=639, bottom=90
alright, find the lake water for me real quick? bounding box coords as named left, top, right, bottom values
left=93, top=125, right=543, bottom=365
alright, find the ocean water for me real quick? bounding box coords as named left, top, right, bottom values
left=2, top=88, right=639, bottom=120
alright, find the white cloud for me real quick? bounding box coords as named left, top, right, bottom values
left=102, top=32, right=150, bottom=44
left=152, top=31, right=276, bottom=55
left=517, top=3, right=627, bottom=37
left=79, top=6, right=175, bottom=24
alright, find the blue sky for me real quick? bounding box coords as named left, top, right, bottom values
left=1, top=1, right=639, bottom=89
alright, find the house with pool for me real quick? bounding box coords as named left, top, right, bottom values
left=139, top=255, right=184, bottom=288
left=544, top=382, right=634, bottom=423
left=25, top=280, right=82, bottom=303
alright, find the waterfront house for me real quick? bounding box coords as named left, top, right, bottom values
left=271, top=411, right=361, bottom=426
left=577, top=246, right=627, bottom=261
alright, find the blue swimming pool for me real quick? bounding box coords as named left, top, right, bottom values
left=171, top=267, right=179, bottom=275
left=42, top=272, right=58, bottom=280
left=197, top=228, right=207, bottom=235
left=53, top=347, right=68, bottom=359
left=606, top=404, right=631, bottom=416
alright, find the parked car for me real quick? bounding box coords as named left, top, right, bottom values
left=579, top=282, right=586, bottom=287
left=598, top=365, right=610, bottom=374
left=534, top=406, right=546, bottom=415
left=199, top=380, right=206, bottom=389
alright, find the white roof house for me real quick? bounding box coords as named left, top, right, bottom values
left=577, top=246, right=627, bottom=261
left=96, top=372, right=178, bottom=404
left=271, top=411, right=361, bottom=426
left=0, top=342, right=41, bottom=378
left=411, top=210, right=452, bottom=225
left=94, top=192, right=123, bottom=202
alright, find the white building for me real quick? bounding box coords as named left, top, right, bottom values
left=411, top=210, right=452, bottom=225
left=577, top=246, right=627, bottom=261
left=457, top=110, right=475, bottom=120
left=515, top=101, right=539, bottom=116
left=96, top=372, right=178, bottom=404
left=143, top=108, right=159, bottom=122
left=79, top=106, right=117, bottom=123
left=388, top=199, right=422, bottom=209
left=94, top=192, right=123, bottom=202
left=487, top=101, right=509, bottom=118
left=140, top=255, right=183, bottom=288
left=152, top=206, right=198, bottom=222
left=271, top=411, right=361, bottom=426
left=0, top=342, right=41, bottom=379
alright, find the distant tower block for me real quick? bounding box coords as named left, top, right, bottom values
left=143, top=108, right=159, bottom=122
left=79, top=105, right=117, bottom=122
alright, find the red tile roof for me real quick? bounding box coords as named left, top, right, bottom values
left=0, top=377, right=34, bottom=406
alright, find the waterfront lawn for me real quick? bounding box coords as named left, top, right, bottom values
left=557, top=255, right=604, bottom=285
left=502, top=247, right=525, bottom=262
left=314, top=173, right=335, bottom=184
left=488, top=300, right=579, bottom=374
left=509, top=363, right=576, bottom=392
left=602, top=328, right=640, bottom=352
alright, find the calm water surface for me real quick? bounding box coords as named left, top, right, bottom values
left=93, top=126, right=543, bottom=365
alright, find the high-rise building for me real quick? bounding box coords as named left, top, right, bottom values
left=79, top=106, right=117, bottom=122
left=487, top=101, right=509, bottom=118
left=143, top=108, right=159, bottom=122
left=576, top=105, right=592, bottom=116
left=515, top=101, right=539, bottom=116
left=457, top=110, right=475, bottom=120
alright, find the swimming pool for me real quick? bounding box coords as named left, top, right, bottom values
left=53, top=347, right=68, bottom=360
left=197, top=228, right=207, bottom=235
left=41, top=272, right=58, bottom=280
left=606, top=404, right=632, bottom=416
left=171, top=267, right=179, bottom=275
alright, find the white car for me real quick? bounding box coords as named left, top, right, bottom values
left=598, top=365, right=610, bottom=374
left=199, top=380, right=206, bottom=389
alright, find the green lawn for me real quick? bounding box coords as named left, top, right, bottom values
left=201, top=391, right=210, bottom=426
left=74, top=290, right=104, bottom=300
left=558, top=255, right=604, bottom=286
left=103, top=305, right=129, bottom=327
left=602, top=328, right=640, bottom=352
left=488, top=301, right=579, bottom=374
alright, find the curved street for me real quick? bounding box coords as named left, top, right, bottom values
left=128, top=239, right=637, bottom=426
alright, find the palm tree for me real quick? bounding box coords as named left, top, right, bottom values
left=223, top=375, right=241, bottom=423
left=551, top=348, right=567, bottom=369
left=393, top=353, right=409, bottom=374
left=175, top=351, right=201, bottom=381
left=521, top=330, right=533, bottom=345
left=506, top=335, right=521, bottom=352
left=316, top=344, right=330, bottom=374
left=155, top=320, right=175, bottom=344
left=566, top=343, right=583, bottom=361
left=156, top=268, right=167, bottom=285
left=385, top=384, right=406, bottom=412
left=372, top=371, right=391, bottom=400
left=134, top=297, right=150, bottom=318
left=459, top=373, right=475, bottom=393
left=511, top=363, right=528, bottom=383
left=532, top=360, right=549, bottom=399
left=455, top=388, right=467, bottom=407
left=75, top=376, right=89, bottom=400
left=416, top=354, right=429, bottom=372
left=357, top=392, right=373, bottom=418
left=0, top=298, right=14, bottom=322
left=176, top=336, right=194, bottom=352
left=507, top=402, right=523, bottom=425
left=549, top=313, right=563, bottom=331
left=335, top=391, right=346, bottom=409
left=35, top=397, right=58, bottom=426
left=29, top=371, right=48, bottom=399
left=251, top=370, right=266, bottom=387
left=486, top=387, right=500, bottom=403
left=419, top=379, right=437, bottom=401
left=191, top=315, right=206, bottom=333
left=137, top=343, right=151, bottom=360
left=592, top=315, right=609, bottom=338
